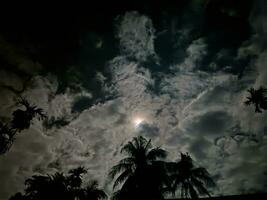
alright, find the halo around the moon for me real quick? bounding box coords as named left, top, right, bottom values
left=133, top=117, right=144, bottom=128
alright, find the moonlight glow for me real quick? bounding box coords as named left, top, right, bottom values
left=133, top=117, right=144, bottom=128
left=0, top=2, right=266, bottom=199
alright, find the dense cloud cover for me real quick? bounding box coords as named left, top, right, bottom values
left=0, top=0, right=267, bottom=199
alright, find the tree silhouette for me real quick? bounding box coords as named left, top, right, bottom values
left=109, top=136, right=169, bottom=200
left=0, top=122, right=15, bottom=154
left=11, top=97, right=46, bottom=132
left=0, top=97, right=46, bottom=155
left=68, top=166, right=87, bottom=188
left=244, top=87, right=267, bottom=113
left=82, top=180, right=108, bottom=200
left=24, top=174, right=53, bottom=200
left=168, top=153, right=215, bottom=199
left=9, top=167, right=107, bottom=200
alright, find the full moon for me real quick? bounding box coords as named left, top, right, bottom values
left=133, top=117, right=144, bottom=128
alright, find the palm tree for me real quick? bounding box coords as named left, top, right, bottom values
left=24, top=174, right=52, bottom=200
left=49, top=172, right=70, bottom=200
left=24, top=172, right=72, bottom=200
left=68, top=166, right=87, bottom=188
left=11, top=97, right=46, bottom=132
left=1, top=98, right=46, bottom=155
left=9, top=167, right=107, bottom=200
left=169, top=153, right=215, bottom=199
left=109, top=136, right=169, bottom=200
left=81, top=180, right=107, bottom=200
left=244, top=87, right=267, bottom=113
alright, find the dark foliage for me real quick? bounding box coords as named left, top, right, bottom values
left=11, top=97, right=46, bottom=132
left=244, top=87, right=267, bottom=113
left=167, top=153, right=215, bottom=199
left=109, top=136, right=215, bottom=199
left=0, top=122, right=15, bottom=154
left=0, top=97, right=46, bottom=155
left=109, top=136, right=170, bottom=200
left=9, top=167, right=107, bottom=200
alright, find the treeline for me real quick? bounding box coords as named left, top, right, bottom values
left=9, top=167, right=107, bottom=200
left=9, top=136, right=215, bottom=200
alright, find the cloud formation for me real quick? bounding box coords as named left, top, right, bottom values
left=0, top=4, right=267, bottom=199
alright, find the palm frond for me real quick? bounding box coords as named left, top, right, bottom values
left=192, top=167, right=216, bottom=187
left=113, top=169, right=132, bottom=190
left=34, top=108, right=47, bottom=120
left=143, top=138, right=152, bottom=153
left=117, top=157, right=135, bottom=165
left=188, top=183, right=198, bottom=199
left=191, top=177, right=211, bottom=197
left=17, top=97, right=30, bottom=108
left=69, top=166, right=87, bottom=177
left=86, top=180, right=107, bottom=200
left=111, top=190, right=122, bottom=200
left=244, top=97, right=252, bottom=105
left=108, top=163, right=133, bottom=179
left=171, top=174, right=182, bottom=192
left=121, top=141, right=137, bottom=156
left=147, top=147, right=167, bottom=161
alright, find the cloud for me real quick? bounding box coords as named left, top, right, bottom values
left=175, top=38, right=208, bottom=72
left=116, top=11, right=158, bottom=63
left=1, top=5, right=267, bottom=199
left=138, top=123, right=160, bottom=138
left=185, top=110, right=234, bottom=136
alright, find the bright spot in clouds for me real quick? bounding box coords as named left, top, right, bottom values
left=133, top=117, right=144, bottom=128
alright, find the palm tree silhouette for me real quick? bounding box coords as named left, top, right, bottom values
left=244, top=87, right=267, bottom=113
left=168, top=153, right=215, bottom=199
left=82, top=180, right=107, bottom=200
left=1, top=97, right=46, bottom=155
left=24, top=174, right=52, bottom=200
left=10, top=167, right=107, bottom=200
left=68, top=167, right=87, bottom=188
left=109, top=136, right=169, bottom=200
left=11, top=97, right=46, bottom=132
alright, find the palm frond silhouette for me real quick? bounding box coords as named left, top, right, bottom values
left=11, top=97, right=46, bottom=132
left=168, top=153, right=215, bottom=199
left=109, top=136, right=169, bottom=200
left=244, top=87, right=267, bottom=113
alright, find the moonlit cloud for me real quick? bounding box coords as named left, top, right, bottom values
left=0, top=3, right=267, bottom=199
left=116, top=11, right=158, bottom=63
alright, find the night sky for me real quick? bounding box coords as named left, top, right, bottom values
left=0, top=0, right=267, bottom=199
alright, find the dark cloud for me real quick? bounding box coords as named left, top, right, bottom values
left=43, top=116, right=70, bottom=130
left=188, top=111, right=234, bottom=136
left=189, top=136, right=212, bottom=160
left=71, top=96, right=93, bottom=113
left=138, top=123, right=160, bottom=138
